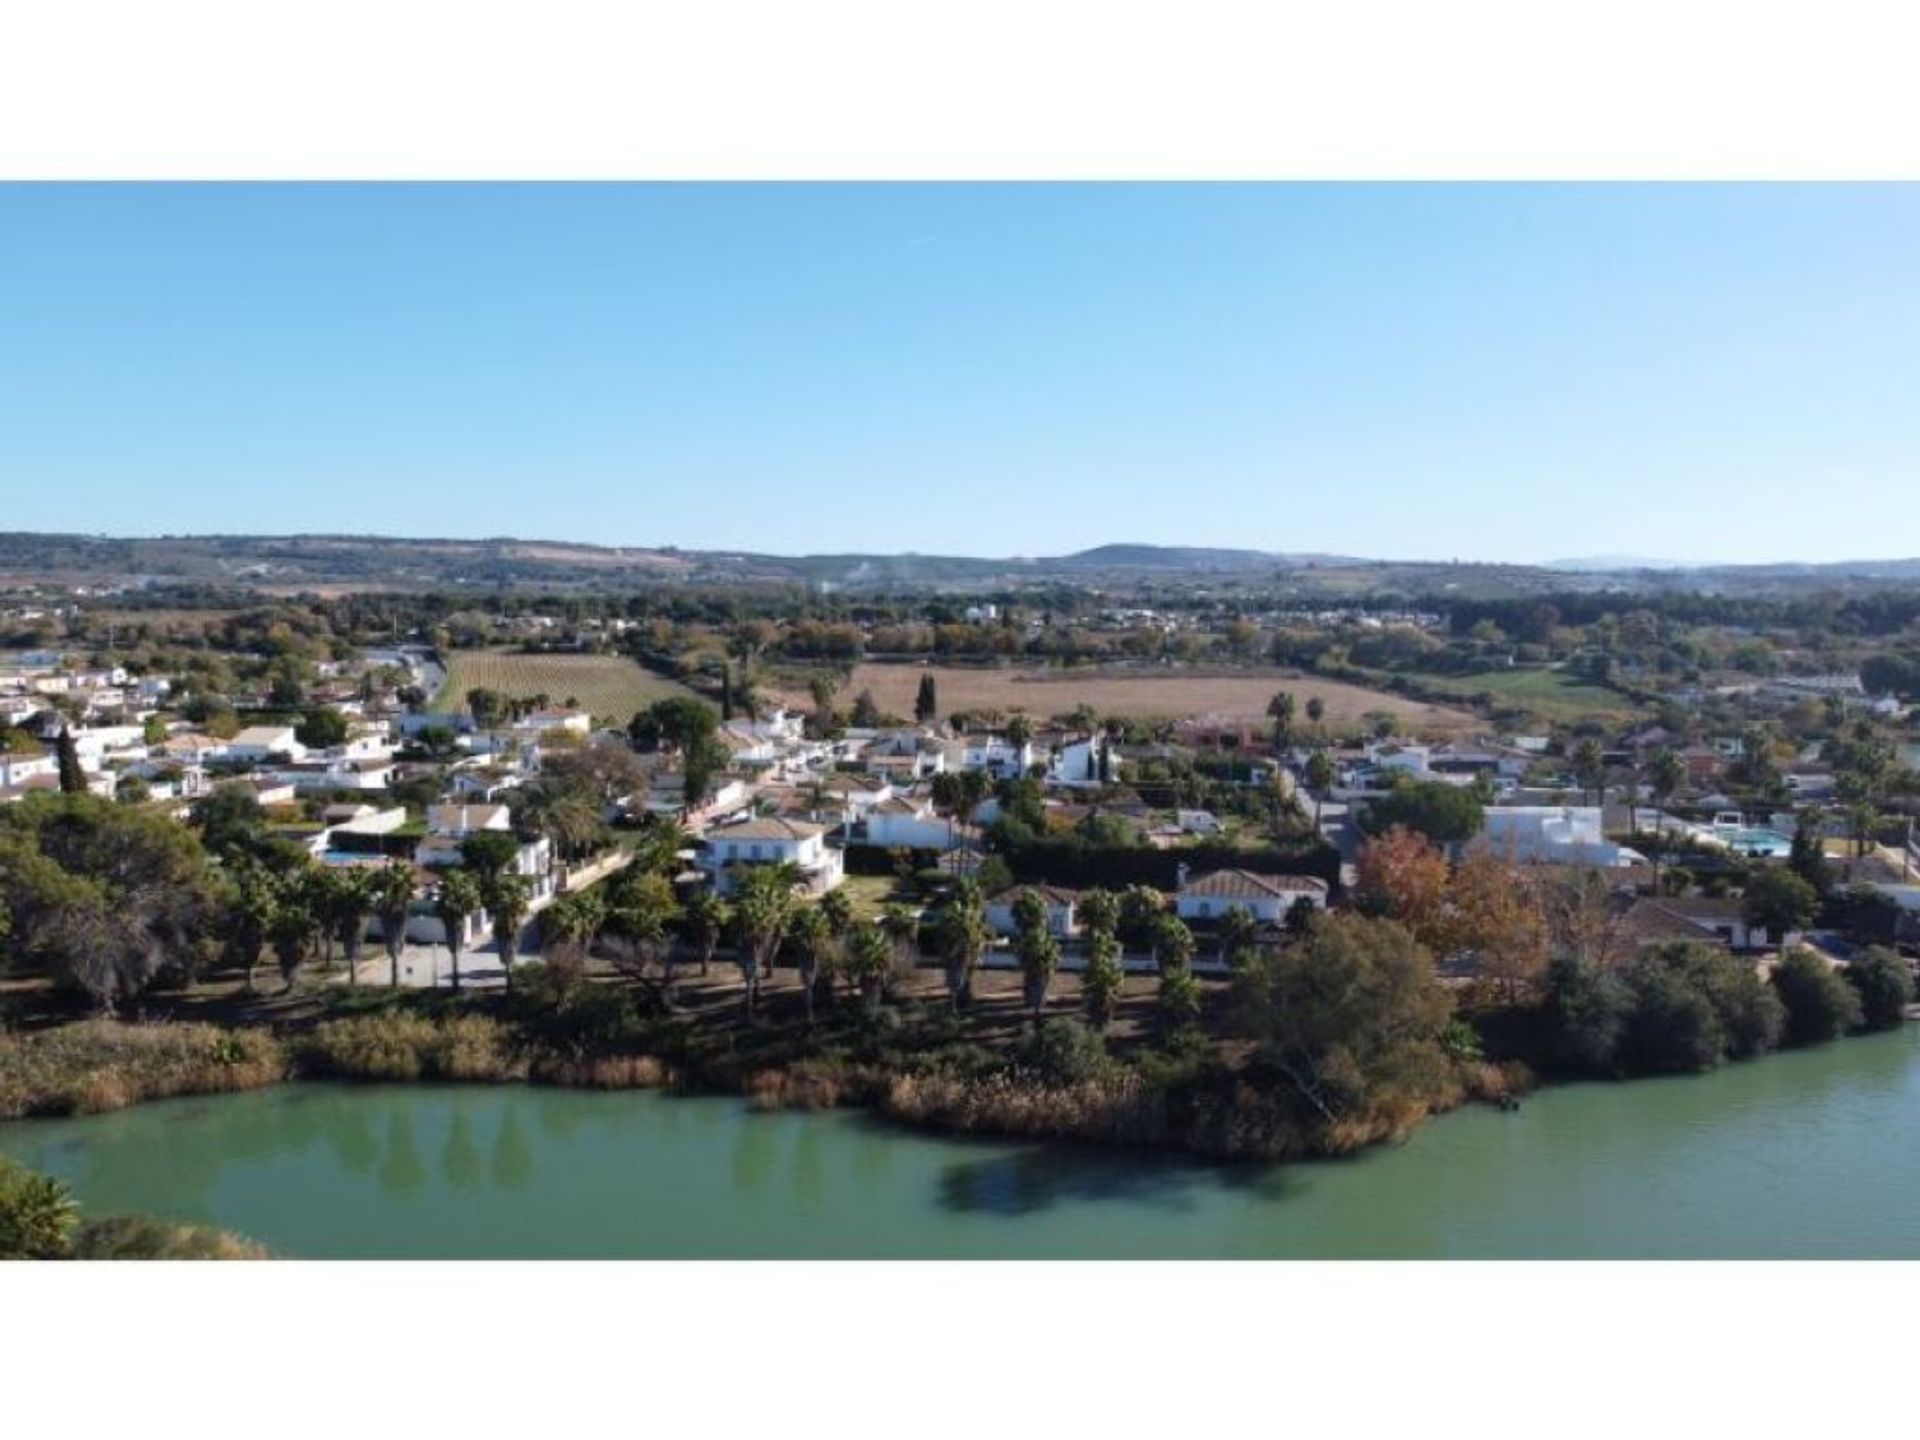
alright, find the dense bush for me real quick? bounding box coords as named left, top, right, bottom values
left=1770, top=948, right=1862, bottom=1046
left=1844, top=947, right=1915, bottom=1031
left=1539, top=955, right=1633, bottom=1074
left=1011, top=1019, right=1115, bottom=1086
left=1623, top=943, right=1783, bottom=1072
left=1537, top=942, right=1786, bottom=1076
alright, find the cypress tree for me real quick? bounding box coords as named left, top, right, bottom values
left=56, top=728, right=85, bottom=794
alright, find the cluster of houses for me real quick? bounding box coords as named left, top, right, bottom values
left=8, top=636, right=1916, bottom=968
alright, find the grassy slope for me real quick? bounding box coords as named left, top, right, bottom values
left=434, top=649, right=695, bottom=727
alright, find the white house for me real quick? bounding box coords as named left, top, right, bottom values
left=0, top=749, right=58, bottom=788
left=1046, top=737, right=1111, bottom=789
left=960, top=735, right=1036, bottom=780
left=517, top=707, right=593, bottom=738
left=1176, top=808, right=1224, bottom=836
left=699, top=816, right=844, bottom=896
left=268, top=757, right=398, bottom=793
left=425, top=803, right=512, bottom=837
left=227, top=725, right=307, bottom=763
left=984, top=885, right=1077, bottom=938
left=862, top=795, right=964, bottom=851
left=1175, top=868, right=1328, bottom=925
left=1478, top=806, right=1640, bottom=868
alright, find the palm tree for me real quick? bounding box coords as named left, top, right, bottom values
left=375, top=859, right=416, bottom=988
left=304, top=868, right=343, bottom=974
left=1645, top=746, right=1686, bottom=892
left=230, top=861, right=277, bottom=995
left=1305, top=695, right=1326, bottom=736
left=681, top=890, right=729, bottom=977
left=730, top=864, right=798, bottom=1022
left=1266, top=690, right=1296, bottom=751
left=937, top=877, right=989, bottom=1013
left=433, top=868, right=484, bottom=994
left=331, top=866, right=377, bottom=991
left=1571, top=738, right=1607, bottom=808
left=541, top=888, right=606, bottom=963
left=1153, top=914, right=1201, bottom=1034
left=848, top=920, right=894, bottom=1014
left=1216, top=903, right=1258, bottom=963
left=1077, top=887, right=1118, bottom=938
left=880, top=902, right=920, bottom=996
left=819, top=886, right=854, bottom=994
left=1304, top=748, right=1335, bottom=827
left=1016, top=926, right=1059, bottom=1024
left=786, top=903, right=833, bottom=1025
left=1082, top=928, right=1124, bottom=1031
left=268, top=874, right=317, bottom=993
left=486, top=871, right=532, bottom=990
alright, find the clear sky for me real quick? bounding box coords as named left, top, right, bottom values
left=2, top=183, right=1917, bottom=564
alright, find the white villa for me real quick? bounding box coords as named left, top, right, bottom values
left=1175, top=868, right=1329, bottom=925
left=699, top=816, right=844, bottom=896
left=1478, top=805, right=1641, bottom=868
left=984, top=885, right=1078, bottom=938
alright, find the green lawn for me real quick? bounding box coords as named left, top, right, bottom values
left=1401, top=667, right=1641, bottom=723
left=837, top=873, right=913, bottom=920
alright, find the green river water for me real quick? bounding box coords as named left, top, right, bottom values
left=5, top=1027, right=1919, bottom=1258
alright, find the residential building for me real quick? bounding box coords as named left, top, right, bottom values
left=698, top=816, right=844, bottom=896
left=1175, top=868, right=1328, bottom=925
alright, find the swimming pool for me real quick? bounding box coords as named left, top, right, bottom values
left=1711, top=826, right=1794, bottom=858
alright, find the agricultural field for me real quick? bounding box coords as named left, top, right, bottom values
left=1400, top=666, right=1642, bottom=724
left=781, top=663, right=1478, bottom=735
left=435, top=649, right=695, bottom=727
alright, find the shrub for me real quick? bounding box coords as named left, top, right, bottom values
left=0, top=1157, right=78, bottom=1258
left=1622, top=943, right=1783, bottom=1073
left=1012, top=1019, right=1115, bottom=1086
left=1770, top=948, right=1862, bottom=1046
left=1844, top=946, right=1914, bottom=1032
left=1540, top=954, right=1633, bottom=1074
left=70, top=1215, right=269, bottom=1260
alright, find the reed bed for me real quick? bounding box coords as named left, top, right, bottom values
left=0, top=1020, right=288, bottom=1120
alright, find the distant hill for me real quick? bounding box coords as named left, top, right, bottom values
left=1545, top=555, right=1691, bottom=573
left=1050, top=544, right=1367, bottom=572
left=2, top=531, right=1919, bottom=598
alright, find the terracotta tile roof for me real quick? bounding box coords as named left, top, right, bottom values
left=710, top=816, right=826, bottom=842
left=1180, top=868, right=1327, bottom=900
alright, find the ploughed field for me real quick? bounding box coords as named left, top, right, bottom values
left=435, top=649, right=695, bottom=726
left=788, top=663, right=1477, bottom=732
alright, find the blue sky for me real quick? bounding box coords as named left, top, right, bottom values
left=2, top=183, right=1916, bottom=564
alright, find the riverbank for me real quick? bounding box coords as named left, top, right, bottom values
left=5, top=942, right=1905, bottom=1170
left=3, top=970, right=1516, bottom=1166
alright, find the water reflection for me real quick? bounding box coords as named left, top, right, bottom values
left=935, top=1143, right=1216, bottom=1218
left=328, top=1105, right=380, bottom=1178
left=441, top=1110, right=483, bottom=1190
left=491, top=1106, right=534, bottom=1191
left=377, top=1109, right=427, bottom=1197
